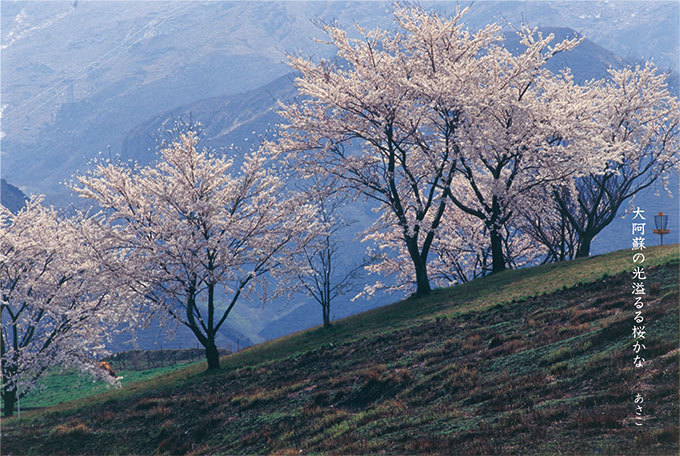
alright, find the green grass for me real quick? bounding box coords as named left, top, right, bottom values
left=21, top=362, right=198, bottom=409
left=208, top=244, right=680, bottom=373
left=3, top=245, right=678, bottom=455
left=10, top=244, right=679, bottom=416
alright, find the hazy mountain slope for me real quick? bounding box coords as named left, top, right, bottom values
left=1, top=1, right=678, bottom=195
left=453, top=0, right=679, bottom=70
left=0, top=178, right=27, bottom=213
left=3, top=245, right=677, bottom=455
left=0, top=1, right=385, bottom=193
left=120, top=72, right=299, bottom=165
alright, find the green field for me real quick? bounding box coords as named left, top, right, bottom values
left=20, top=362, right=199, bottom=410
left=3, top=245, right=678, bottom=455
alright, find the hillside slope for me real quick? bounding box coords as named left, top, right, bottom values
left=0, top=179, right=27, bottom=214
left=3, top=246, right=678, bottom=455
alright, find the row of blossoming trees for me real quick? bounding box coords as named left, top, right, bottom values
left=1, top=5, right=678, bottom=416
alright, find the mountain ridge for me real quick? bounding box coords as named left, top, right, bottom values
left=2, top=1, right=678, bottom=194
left=0, top=178, right=27, bottom=214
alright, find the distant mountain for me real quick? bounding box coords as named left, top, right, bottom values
left=505, top=27, right=626, bottom=81
left=1, top=1, right=677, bottom=195
left=121, top=72, right=298, bottom=165
left=0, top=179, right=27, bottom=213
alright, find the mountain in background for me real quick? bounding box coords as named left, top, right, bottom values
left=0, top=178, right=27, bottom=213
left=1, top=1, right=678, bottom=195
left=120, top=72, right=298, bottom=165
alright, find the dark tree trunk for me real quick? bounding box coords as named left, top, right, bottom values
left=559, top=212, right=567, bottom=261
left=490, top=228, right=506, bottom=273
left=576, top=232, right=593, bottom=258
left=1, top=334, right=18, bottom=417
left=205, top=337, right=220, bottom=370
left=413, top=256, right=432, bottom=296
left=322, top=301, right=331, bottom=328
left=3, top=387, right=16, bottom=417
left=405, top=236, right=432, bottom=296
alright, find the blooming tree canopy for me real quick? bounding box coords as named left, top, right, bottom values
left=271, top=4, right=605, bottom=293
left=271, top=5, right=508, bottom=295
left=443, top=36, right=608, bottom=273
left=74, top=130, right=317, bottom=370
left=528, top=63, right=680, bottom=258
left=0, top=198, right=126, bottom=417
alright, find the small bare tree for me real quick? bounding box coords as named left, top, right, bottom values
left=294, top=179, right=371, bottom=328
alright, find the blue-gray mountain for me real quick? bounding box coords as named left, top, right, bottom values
left=0, top=179, right=27, bottom=214
left=2, top=1, right=678, bottom=195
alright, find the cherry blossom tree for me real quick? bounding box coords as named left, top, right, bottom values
left=526, top=63, right=680, bottom=258
left=271, top=5, right=515, bottom=295
left=74, top=129, right=317, bottom=370
left=271, top=4, right=605, bottom=293
left=518, top=187, right=580, bottom=262
left=358, top=206, right=459, bottom=297
left=443, top=46, right=608, bottom=273
left=1, top=198, right=126, bottom=417
left=359, top=186, right=545, bottom=298
left=435, top=203, right=546, bottom=283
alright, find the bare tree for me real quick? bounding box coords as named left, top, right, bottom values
left=294, top=179, right=371, bottom=328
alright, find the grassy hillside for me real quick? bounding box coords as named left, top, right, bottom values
left=20, top=363, right=193, bottom=410
left=2, top=245, right=678, bottom=455
left=19, top=349, right=228, bottom=410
